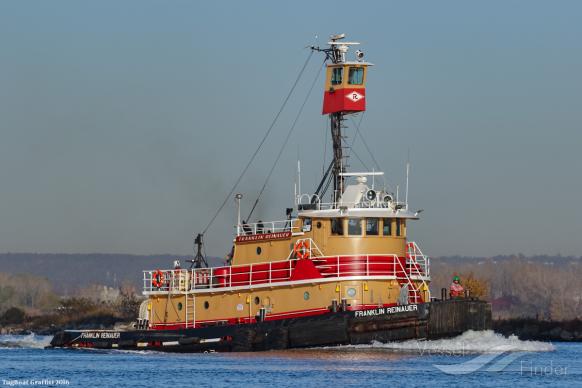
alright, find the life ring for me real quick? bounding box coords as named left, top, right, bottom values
left=294, top=240, right=310, bottom=260
left=152, top=269, right=165, bottom=288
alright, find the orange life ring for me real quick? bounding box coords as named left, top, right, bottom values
left=152, top=269, right=165, bottom=288
left=294, top=240, right=310, bottom=260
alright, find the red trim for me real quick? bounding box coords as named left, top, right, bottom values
left=150, top=303, right=400, bottom=330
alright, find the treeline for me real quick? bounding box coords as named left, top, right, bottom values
left=0, top=273, right=140, bottom=333
left=431, top=256, right=582, bottom=320
left=0, top=272, right=58, bottom=313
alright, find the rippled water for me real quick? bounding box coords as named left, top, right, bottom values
left=0, top=331, right=580, bottom=387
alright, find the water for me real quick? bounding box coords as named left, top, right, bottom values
left=0, top=331, right=580, bottom=387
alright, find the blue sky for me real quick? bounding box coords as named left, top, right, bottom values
left=0, top=1, right=580, bottom=257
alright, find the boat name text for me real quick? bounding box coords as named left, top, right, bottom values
left=354, top=304, right=418, bottom=318
left=236, top=232, right=292, bottom=243
left=80, top=332, right=121, bottom=339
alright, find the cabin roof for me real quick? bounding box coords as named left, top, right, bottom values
left=298, top=208, right=419, bottom=219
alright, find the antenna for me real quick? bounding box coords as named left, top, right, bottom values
left=298, top=159, right=301, bottom=197
left=396, top=185, right=399, bottom=206
left=235, top=193, right=243, bottom=233
left=405, top=154, right=410, bottom=209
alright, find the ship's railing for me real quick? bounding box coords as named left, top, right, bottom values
left=407, top=241, right=430, bottom=277
left=235, top=218, right=302, bottom=236
left=405, top=241, right=431, bottom=301
left=143, top=247, right=430, bottom=296
left=296, top=193, right=406, bottom=211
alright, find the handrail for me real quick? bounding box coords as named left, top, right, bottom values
left=296, top=193, right=407, bottom=211
left=143, top=249, right=431, bottom=302
left=236, top=218, right=301, bottom=236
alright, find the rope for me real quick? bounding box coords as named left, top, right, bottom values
left=246, top=58, right=326, bottom=221
left=201, top=50, right=314, bottom=235
left=349, top=115, right=382, bottom=173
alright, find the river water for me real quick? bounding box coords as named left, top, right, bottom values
left=0, top=331, right=580, bottom=387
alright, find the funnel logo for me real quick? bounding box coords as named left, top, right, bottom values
left=346, top=91, right=364, bottom=102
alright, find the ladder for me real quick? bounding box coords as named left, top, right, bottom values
left=185, top=293, right=196, bottom=328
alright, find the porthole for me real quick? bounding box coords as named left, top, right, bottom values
left=346, top=288, right=357, bottom=297
left=177, top=302, right=183, bottom=311
left=204, top=301, right=210, bottom=309
left=303, top=291, right=310, bottom=300
left=256, top=246, right=262, bottom=255
left=254, top=296, right=260, bottom=305
left=316, top=221, right=322, bottom=229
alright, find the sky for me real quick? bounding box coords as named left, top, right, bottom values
left=0, top=1, right=581, bottom=258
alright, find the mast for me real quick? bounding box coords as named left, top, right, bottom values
left=311, top=34, right=371, bottom=206
left=330, top=112, right=345, bottom=203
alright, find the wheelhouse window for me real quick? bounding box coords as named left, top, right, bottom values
left=366, top=218, right=379, bottom=236
left=348, top=218, right=362, bottom=236
left=382, top=218, right=392, bottom=236
left=396, top=219, right=405, bottom=237
left=331, top=218, right=344, bottom=235
left=331, top=67, right=343, bottom=85
left=348, top=67, right=364, bottom=85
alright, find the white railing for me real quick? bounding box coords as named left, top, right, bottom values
left=285, top=238, right=324, bottom=260
left=296, top=193, right=406, bottom=211
left=406, top=241, right=431, bottom=301
left=143, top=248, right=431, bottom=304
left=236, top=218, right=302, bottom=236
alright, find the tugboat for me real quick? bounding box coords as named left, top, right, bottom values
left=50, top=34, right=491, bottom=352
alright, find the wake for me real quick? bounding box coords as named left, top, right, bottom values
left=329, top=330, right=554, bottom=354
left=0, top=333, right=53, bottom=349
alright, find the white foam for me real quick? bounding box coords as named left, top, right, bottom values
left=0, top=333, right=53, bottom=349
left=330, top=330, right=555, bottom=353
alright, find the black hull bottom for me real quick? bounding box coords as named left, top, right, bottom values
left=49, top=299, right=491, bottom=353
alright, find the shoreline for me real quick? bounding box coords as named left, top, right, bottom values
left=493, top=318, right=582, bottom=341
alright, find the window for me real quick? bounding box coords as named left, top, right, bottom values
left=396, top=219, right=405, bottom=236
left=303, top=291, right=310, bottom=301
left=254, top=296, right=260, bottom=305
left=256, top=246, right=262, bottom=255
left=204, top=301, right=210, bottom=309
left=331, top=218, right=344, bottom=235
left=331, top=67, right=343, bottom=85
left=348, top=67, right=364, bottom=85
left=177, top=302, right=183, bottom=311
left=383, top=218, right=392, bottom=236
left=348, top=219, right=362, bottom=236
left=302, top=218, right=312, bottom=232
left=366, top=218, right=379, bottom=236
